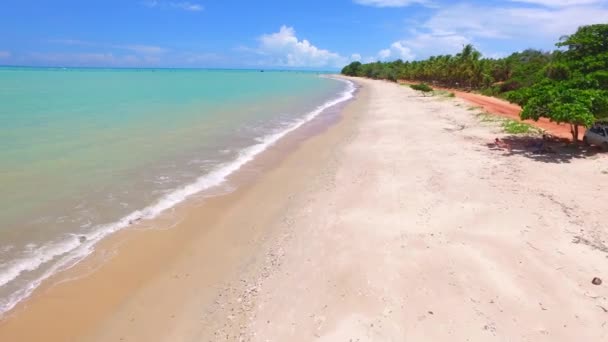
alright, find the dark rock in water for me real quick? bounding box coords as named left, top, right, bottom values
left=592, top=277, right=602, bottom=285
left=78, top=235, right=87, bottom=243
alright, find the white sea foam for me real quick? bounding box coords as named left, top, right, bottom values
left=0, top=77, right=355, bottom=315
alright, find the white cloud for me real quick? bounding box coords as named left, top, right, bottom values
left=353, top=0, right=427, bottom=7
left=44, top=39, right=235, bottom=67
left=389, top=42, right=415, bottom=60
left=425, top=3, right=608, bottom=40
left=180, top=52, right=222, bottom=64
left=509, top=0, right=605, bottom=7
left=403, top=32, right=470, bottom=54
left=378, top=49, right=391, bottom=59
left=48, top=39, right=92, bottom=46
left=171, top=2, right=203, bottom=11
left=26, top=49, right=230, bottom=67
left=256, top=26, right=347, bottom=68
left=124, top=45, right=166, bottom=54
left=40, top=40, right=168, bottom=66
left=29, top=52, right=144, bottom=66
left=0, top=51, right=10, bottom=59
left=377, top=41, right=416, bottom=61
left=51, top=39, right=167, bottom=55
left=143, top=1, right=203, bottom=11
left=351, top=53, right=362, bottom=61
left=375, top=32, right=469, bottom=61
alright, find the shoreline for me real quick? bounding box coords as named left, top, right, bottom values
left=0, top=76, right=363, bottom=341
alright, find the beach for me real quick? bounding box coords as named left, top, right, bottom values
left=1, top=77, right=608, bottom=341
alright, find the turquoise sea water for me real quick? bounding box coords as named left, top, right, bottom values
left=0, top=67, right=354, bottom=314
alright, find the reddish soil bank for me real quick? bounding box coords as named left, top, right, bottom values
left=400, top=81, right=582, bottom=140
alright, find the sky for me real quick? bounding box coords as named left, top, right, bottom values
left=0, top=0, right=607, bottom=69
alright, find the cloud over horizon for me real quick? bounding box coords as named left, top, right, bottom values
left=377, top=42, right=415, bottom=61
left=508, top=0, right=606, bottom=7
left=255, top=26, right=349, bottom=68
left=50, top=39, right=168, bottom=55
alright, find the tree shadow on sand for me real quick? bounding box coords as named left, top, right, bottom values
left=486, top=135, right=605, bottom=164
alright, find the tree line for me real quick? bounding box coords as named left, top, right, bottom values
left=341, top=24, right=608, bottom=141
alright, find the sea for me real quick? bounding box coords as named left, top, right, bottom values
left=0, top=67, right=355, bottom=314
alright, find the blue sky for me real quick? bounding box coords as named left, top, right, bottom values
left=1, top=0, right=607, bottom=69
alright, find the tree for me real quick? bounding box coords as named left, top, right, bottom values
left=341, top=61, right=362, bottom=76
left=557, top=24, right=608, bottom=75
left=511, top=24, right=608, bottom=141
left=516, top=82, right=607, bottom=141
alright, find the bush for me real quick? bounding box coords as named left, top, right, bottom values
left=504, top=88, right=532, bottom=106
left=481, top=85, right=501, bottom=97
left=499, top=80, right=522, bottom=92
left=433, top=90, right=456, bottom=97
left=502, top=120, right=538, bottom=134
left=410, top=83, right=433, bottom=92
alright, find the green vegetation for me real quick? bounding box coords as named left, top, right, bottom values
left=476, top=112, right=542, bottom=135
left=502, top=120, right=539, bottom=134
left=341, top=24, right=608, bottom=141
left=432, top=90, right=455, bottom=98
left=410, top=83, right=433, bottom=95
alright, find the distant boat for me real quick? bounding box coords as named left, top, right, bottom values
left=260, top=70, right=264, bottom=72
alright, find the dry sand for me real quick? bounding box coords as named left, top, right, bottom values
left=1, top=77, right=607, bottom=341
left=208, top=77, right=608, bottom=341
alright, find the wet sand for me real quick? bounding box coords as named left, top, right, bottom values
left=1, top=77, right=607, bottom=341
